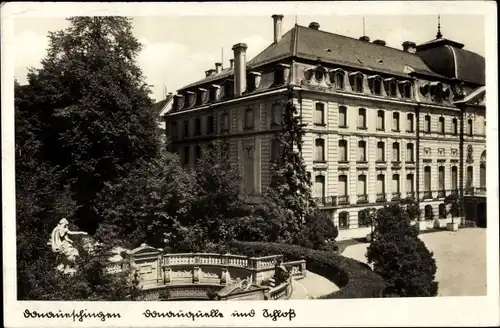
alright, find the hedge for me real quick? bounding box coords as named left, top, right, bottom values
left=228, top=241, right=385, bottom=299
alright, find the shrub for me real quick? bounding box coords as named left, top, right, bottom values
left=367, top=204, right=438, bottom=297
left=293, top=209, right=339, bottom=251
left=228, top=241, right=385, bottom=299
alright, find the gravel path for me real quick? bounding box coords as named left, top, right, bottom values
left=289, top=271, right=339, bottom=299
left=342, top=228, right=487, bottom=296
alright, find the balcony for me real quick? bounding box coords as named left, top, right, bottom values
left=422, top=191, right=433, bottom=200
left=391, top=192, right=401, bottom=201
left=376, top=193, right=386, bottom=202
left=436, top=190, right=446, bottom=199
left=391, top=161, right=402, bottom=169
left=357, top=194, right=368, bottom=204
left=475, top=187, right=486, bottom=196
left=314, top=196, right=337, bottom=207
left=338, top=195, right=349, bottom=205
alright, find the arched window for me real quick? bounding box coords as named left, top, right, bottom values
left=385, top=78, right=398, bottom=97
left=439, top=204, right=447, bottom=218
left=466, top=166, right=473, bottom=188
left=350, top=72, right=364, bottom=93
left=369, top=76, right=383, bottom=95
left=406, top=173, right=414, bottom=193
left=333, top=71, right=344, bottom=89
left=376, top=174, right=386, bottom=201
left=438, top=166, right=445, bottom=194
left=392, top=174, right=400, bottom=193
left=338, top=175, right=348, bottom=196
left=451, top=166, right=458, bottom=192
left=407, top=113, right=414, bottom=132
left=424, top=205, right=434, bottom=220
left=315, top=138, right=325, bottom=162
left=357, top=174, right=367, bottom=196
left=424, top=166, right=431, bottom=194
left=339, top=139, right=348, bottom=162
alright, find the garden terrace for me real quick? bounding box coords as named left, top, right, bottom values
left=227, top=241, right=386, bottom=299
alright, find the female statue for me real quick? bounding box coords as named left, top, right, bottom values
left=50, top=218, right=87, bottom=261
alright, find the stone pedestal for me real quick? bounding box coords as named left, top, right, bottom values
left=446, top=222, right=459, bottom=231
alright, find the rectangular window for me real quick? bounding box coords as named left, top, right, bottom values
left=314, top=175, right=326, bottom=199
left=466, top=166, right=473, bottom=187
left=377, top=142, right=385, bottom=161
left=354, top=75, right=363, bottom=93
left=424, top=115, right=431, bottom=132
left=406, top=174, right=414, bottom=192
left=358, top=108, right=366, bottom=129
left=451, top=166, right=458, bottom=190
left=245, top=108, right=254, bottom=129
left=358, top=141, right=366, bottom=161
left=206, top=115, right=214, bottom=134
left=392, top=174, right=400, bottom=192
left=376, top=174, right=385, bottom=193
left=439, top=117, right=445, bottom=134
left=357, top=175, right=367, bottom=195
left=452, top=118, right=458, bottom=135
left=438, top=166, right=445, bottom=191
left=334, top=72, right=344, bottom=89
left=183, top=120, right=190, bottom=138
left=424, top=166, right=431, bottom=192
left=271, top=138, right=280, bottom=162
left=315, top=103, right=325, bottom=125
left=339, top=140, right=348, bottom=162
left=315, top=138, right=325, bottom=162
left=338, top=175, right=348, bottom=196
left=392, top=112, right=400, bottom=131
left=221, top=113, right=229, bottom=132
left=406, top=143, right=414, bottom=162
left=392, top=143, right=400, bottom=161
left=467, top=119, right=473, bottom=135
left=339, top=106, right=347, bottom=127
left=271, top=104, right=282, bottom=125
left=194, top=117, right=201, bottom=136
left=407, top=113, right=414, bottom=132
left=377, top=111, right=385, bottom=130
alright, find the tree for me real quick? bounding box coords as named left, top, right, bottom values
left=22, top=17, right=160, bottom=234
left=444, top=193, right=460, bottom=220
left=366, top=204, right=438, bottom=297
left=265, top=86, right=317, bottom=236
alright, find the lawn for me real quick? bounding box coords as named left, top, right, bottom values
left=341, top=228, right=487, bottom=296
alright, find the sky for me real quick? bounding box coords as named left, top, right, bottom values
left=14, top=14, right=485, bottom=103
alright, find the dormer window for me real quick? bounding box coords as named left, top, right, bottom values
left=329, top=68, right=345, bottom=89
left=196, top=88, right=208, bottom=105
left=429, top=82, right=443, bottom=102
left=274, top=63, right=290, bottom=86
left=222, top=80, right=234, bottom=99
left=186, top=91, right=196, bottom=108
left=313, top=66, right=327, bottom=82
left=246, top=72, right=262, bottom=93
left=349, top=72, right=364, bottom=93
left=209, top=84, right=220, bottom=102
left=384, top=78, right=398, bottom=97
left=399, top=81, right=412, bottom=99
left=368, top=75, right=383, bottom=96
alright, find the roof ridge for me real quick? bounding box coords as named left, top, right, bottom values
left=294, top=24, right=421, bottom=56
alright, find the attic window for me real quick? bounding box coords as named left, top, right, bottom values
left=349, top=72, right=364, bottom=93
left=274, top=67, right=285, bottom=85
left=329, top=69, right=345, bottom=89
left=223, top=80, right=234, bottom=98
left=399, top=81, right=412, bottom=99
left=368, top=75, right=383, bottom=96
left=314, top=66, right=326, bottom=82
left=384, top=78, right=398, bottom=97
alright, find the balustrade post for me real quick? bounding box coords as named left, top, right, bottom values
left=300, top=259, right=307, bottom=277
left=193, top=266, right=200, bottom=283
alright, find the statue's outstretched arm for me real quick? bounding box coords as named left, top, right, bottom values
left=67, top=231, right=88, bottom=236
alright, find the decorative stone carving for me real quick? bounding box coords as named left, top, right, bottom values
left=423, top=148, right=431, bottom=156
left=466, top=145, right=474, bottom=163
left=438, top=148, right=445, bottom=157
left=451, top=148, right=458, bottom=157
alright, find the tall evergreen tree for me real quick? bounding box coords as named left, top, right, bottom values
left=23, top=17, right=159, bottom=233
left=267, top=86, right=316, bottom=229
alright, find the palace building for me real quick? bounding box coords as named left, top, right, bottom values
left=164, top=15, right=486, bottom=239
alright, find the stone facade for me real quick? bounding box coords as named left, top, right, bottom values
left=165, top=17, right=486, bottom=239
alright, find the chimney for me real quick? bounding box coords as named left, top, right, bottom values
left=359, top=36, right=370, bottom=42
left=229, top=59, right=234, bottom=69
left=232, top=43, right=248, bottom=96
left=272, top=14, right=284, bottom=43
left=402, top=41, right=417, bottom=53
left=373, top=39, right=386, bottom=46
left=215, top=62, right=222, bottom=74
left=309, top=22, right=320, bottom=30
left=205, top=69, right=216, bottom=77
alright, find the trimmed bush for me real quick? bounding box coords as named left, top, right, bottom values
left=228, top=241, right=385, bottom=299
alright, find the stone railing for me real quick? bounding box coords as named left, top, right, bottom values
left=125, top=244, right=306, bottom=297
